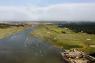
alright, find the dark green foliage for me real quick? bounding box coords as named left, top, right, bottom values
left=0, top=24, right=11, bottom=28
left=58, top=22, right=95, bottom=34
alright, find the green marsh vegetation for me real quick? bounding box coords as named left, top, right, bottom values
left=0, top=24, right=25, bottom=39
left=32, top=24, right=95, bottom=54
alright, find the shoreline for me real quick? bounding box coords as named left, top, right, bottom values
left=31, top=24, right=95, bottom=54
left=0, top=24, right=31, bottom=39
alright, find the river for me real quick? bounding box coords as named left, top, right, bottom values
left=0, top=28, right=64, bottom=63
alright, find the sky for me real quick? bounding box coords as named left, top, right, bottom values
left=0, top=0, right=95, bottom=6
left=0, top=0, right=95, bottom=21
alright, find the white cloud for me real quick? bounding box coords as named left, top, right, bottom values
left=0, top=3, right=95, bottom=22
left=43, top=3, right=95, bottom=21
left=0, top=6, right=41, bottom=21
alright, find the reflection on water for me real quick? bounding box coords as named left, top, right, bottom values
left=0, top=29, right=63, bottom=63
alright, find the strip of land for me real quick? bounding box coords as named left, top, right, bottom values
left=0, top=24, right=27, bottom=39
left=32, top=24, right=95, bottom=54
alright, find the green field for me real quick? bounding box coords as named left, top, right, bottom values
left=32, top=24, right=95, bottom=54
left=0, top=25, right=24, bottom=39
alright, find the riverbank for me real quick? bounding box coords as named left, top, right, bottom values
left=31, top=24, right=95, bottom=54
left=61, top=49, right=95, bottom=63
left=0, top=25, right=26, bottom=39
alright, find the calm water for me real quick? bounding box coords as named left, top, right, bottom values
left=0, top=29, right=64, bottom=63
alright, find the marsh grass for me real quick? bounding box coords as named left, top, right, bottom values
left=0, top=26, right=24, bottom=39
left=32, top=24, right=95, bottom=54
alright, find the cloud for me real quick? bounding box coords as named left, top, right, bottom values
left=0, top=6, right=41, bottom=21
left=0, top=3, right=95, bottom=22
left=43, top=3, right=95, bottom=21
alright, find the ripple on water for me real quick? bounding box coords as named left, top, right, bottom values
left=0, top=29, right=64, bottom=63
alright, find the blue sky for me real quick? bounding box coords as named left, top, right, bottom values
left=0, top=0, right=95, bottom=6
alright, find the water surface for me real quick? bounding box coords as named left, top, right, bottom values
left=0, top=29, right=64, bottom=63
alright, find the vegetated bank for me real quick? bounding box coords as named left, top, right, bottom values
left=31, top=24, right=95, bottom=54
left=0, top=23, right=30, bottom=39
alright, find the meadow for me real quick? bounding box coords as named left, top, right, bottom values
left=0, top=24, right=25, bottom=39
left=32, top=24, right=95, bottom=54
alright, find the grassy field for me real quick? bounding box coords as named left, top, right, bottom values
left=0, top=26, right=25, bottom=39
left=32, top=24, right=95, bottom=54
